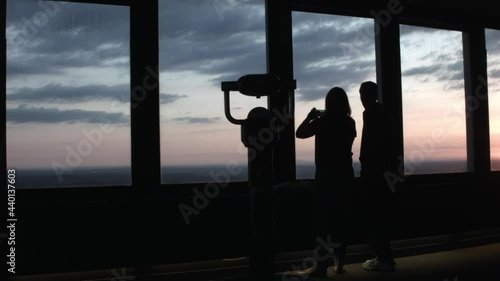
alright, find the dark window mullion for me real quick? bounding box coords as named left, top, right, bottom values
left=130, top=1, right=160, bottom=190
left=463, top=26, right=490, bottom=175
left=375, top=16, right=405, bottom=180
left=266, top=0, right=296, bottom=183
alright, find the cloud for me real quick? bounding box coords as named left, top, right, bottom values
left=160, top=0, right=264, bottom=40
left=7, top=0, right=379, bottom=105
left=7, top=0, right=268, bottom=86
left=292, top=15, right=374, bottom=63
left=440, top=71, right=464, bottom=82
left=161, top=93, right=187, bottom=104
left=445, top=59, right=463, bottom=71
left=490, top=68, right=500, bottom=79
left=292, top=14, right=377, bottom=101
left=403, top=65, right=441, bottom=77
left=400, top=24, right=441, bottom=37
left=403, top=61, right=464, bottom=83
left=7, top=42, right=129, bottom=78
left=6, top=0, right=469, bottom=108
left=486, top=29, right=500, bottom=53
left=8, top=83, right=186, bottom=105
left=444, top=81, right=464, bottom=91
left=7, top=60, right=63, bottom=76
left=6, top=0, right=130, bottom=77
left=8, top=84, right=129, bottom=103
left=173, top=117, right=221, bottom=124
left=7, top=105, right=129, bottom=124
left=159, top=0, right=266, bottom=81
left=7, top=1, right=129, bottom=44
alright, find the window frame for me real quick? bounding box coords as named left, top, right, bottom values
left=290, top=2, right=497, bottom=179
left=3, top=1, right=500, bottom=199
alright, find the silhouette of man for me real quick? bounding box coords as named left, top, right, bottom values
left=358, top=81, right=397, bottom=271
left=296, top=87, right=356, bottom=277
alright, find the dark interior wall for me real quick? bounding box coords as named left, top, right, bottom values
left=14, top=175, right=500, bottom=275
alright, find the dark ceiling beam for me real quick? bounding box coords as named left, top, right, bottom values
left=291, top=0, right=500, bottom=31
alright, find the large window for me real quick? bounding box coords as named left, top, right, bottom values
left=159, top=0, right=267, bottom=184
left=5, top=2, right=498, bottom=190
left=292, top=12, right=376, bottom=179
left=486, top=29, right=500, bottom=171
left=6, top=0, right=131, bottom=188
left=400, top=25, right=467, bottom=175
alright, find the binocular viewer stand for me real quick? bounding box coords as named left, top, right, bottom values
left=221, top=74, right=301, bottom=281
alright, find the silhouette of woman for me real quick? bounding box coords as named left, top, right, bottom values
left=296, top=87, right=356, bottom=276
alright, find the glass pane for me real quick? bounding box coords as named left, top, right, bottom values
left=400, top=25, right=467, bottom=175
left=159, top=0, right=267, bottom=184
left=486, top=29, right=500, bottom=171
left=292, top=12, right=376, bottom=179
left=6, top=0, right=131, bottom=188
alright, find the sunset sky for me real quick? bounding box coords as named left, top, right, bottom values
left=5, top=0, right=500, bottom=175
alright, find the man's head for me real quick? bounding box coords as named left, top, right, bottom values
left=359, top=81, right=378, bottom=109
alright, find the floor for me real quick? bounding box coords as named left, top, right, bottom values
left=9, top=242, right=500, bottom=281
left=280, top=242, right=500, bottom=281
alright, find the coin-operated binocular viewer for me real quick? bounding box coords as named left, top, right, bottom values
left=221, top=74, right=296, bottom=281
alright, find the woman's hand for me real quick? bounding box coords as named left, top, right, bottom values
left=307, top=108, right=319, bottom=120
left=296, top=108, right=318, bottom=139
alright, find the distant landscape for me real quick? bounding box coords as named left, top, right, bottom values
left=10, top=159, right=500, bottom=189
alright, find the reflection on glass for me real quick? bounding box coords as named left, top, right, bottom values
left=486, top=29, right=500, bottom=171
left=400, top=25, right=466, bottom=175
left=159, top=0, right=267, bottom=184
left=6, top=1, right=131, bottom=188
left=292, top=12, right=376, bottom=179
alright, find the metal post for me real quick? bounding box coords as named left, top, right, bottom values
left=244, top=107, right=275, bottom=281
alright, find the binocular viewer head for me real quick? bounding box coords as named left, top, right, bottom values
left=221, top=74, right=295, bottom=98
left=221, top=74, right=296, bottom=125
